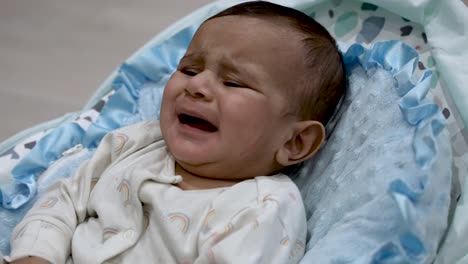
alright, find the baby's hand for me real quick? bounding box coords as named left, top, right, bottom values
left=7, top=257, right=50, bottom=264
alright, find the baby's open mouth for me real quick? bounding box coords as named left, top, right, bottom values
left=178, top=114, right=218, bottom=132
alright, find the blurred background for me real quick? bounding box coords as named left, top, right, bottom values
left=0, top=0, right=212, bottom=141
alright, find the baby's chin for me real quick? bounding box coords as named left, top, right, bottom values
left=168, top=140, right=212, bottom=164
left=168, top=146, right=214, bottom=172
left=171, top=155, right=226, bottom=178
left=164, top=130, right=280, bottom=180
left=174, top=156, right=279, bottom=182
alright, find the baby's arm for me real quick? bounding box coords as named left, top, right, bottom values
left=196, top=182, right=307, bottom=264
left=6, top=131, right=118, bottom=263
left=7, top=256, right=49, bottom=264
left=7, top=121, right=162, bottom=264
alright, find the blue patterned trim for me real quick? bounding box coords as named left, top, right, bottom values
left=342, top=40, right=448, bottom=263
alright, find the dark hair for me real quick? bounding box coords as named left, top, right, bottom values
left=207, top=1, right=346, bottom=125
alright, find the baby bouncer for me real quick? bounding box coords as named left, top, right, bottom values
left=1, top=0, right=467, bottom=263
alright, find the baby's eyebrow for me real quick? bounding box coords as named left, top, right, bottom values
left=219, top=58, right=240, bottom=74
left=179, top=52, right=261, bottom=84
left=220, top=55, right=250, bottom=74
left=219, top=55, right=260, bottom=81
left=179, top=51, right=206, bottom=64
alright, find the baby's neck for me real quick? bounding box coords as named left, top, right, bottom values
left=175, top=163, right=240, bottom=190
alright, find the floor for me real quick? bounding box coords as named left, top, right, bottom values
left=0, top=0, right=211, bottom=142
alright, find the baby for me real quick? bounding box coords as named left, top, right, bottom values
left=6, top=1, right=345, bottom=263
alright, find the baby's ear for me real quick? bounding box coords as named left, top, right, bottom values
left=276, top=121, right=325, bottom=166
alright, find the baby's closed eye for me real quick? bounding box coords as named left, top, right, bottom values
left=223, top=81, right=244, bottom=88
left=180, top=68, right=199, bottom=76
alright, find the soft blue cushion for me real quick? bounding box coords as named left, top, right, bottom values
left=295, top=41, right=452, bottom=263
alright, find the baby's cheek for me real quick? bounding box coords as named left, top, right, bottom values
left=226, top=103, right=267, bottom=129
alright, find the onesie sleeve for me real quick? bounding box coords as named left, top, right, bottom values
left=195, top=177, right=307, bottom=264
left=7, top=121, right=162, bottom=263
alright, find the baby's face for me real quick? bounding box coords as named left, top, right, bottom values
left=160, top=16, right=306, bottom=179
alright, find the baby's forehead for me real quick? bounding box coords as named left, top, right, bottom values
left=191, top=16, right=306, bottom=61
left=199, top=15, right=302, bottom=38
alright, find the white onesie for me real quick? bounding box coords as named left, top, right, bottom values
left=6, top=121, right=307, bottom=264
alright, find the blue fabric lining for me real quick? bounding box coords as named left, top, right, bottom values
left=296, top=41, right=451, bottom=263
left=1, top=123, right=85, bottom=208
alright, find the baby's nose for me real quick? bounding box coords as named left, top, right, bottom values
left=185, top=71, right=215, bottom=100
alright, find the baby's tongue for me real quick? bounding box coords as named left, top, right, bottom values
left=190, top=120, right=217, bottom=132
left=181, top=114, right=217, bottom=132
